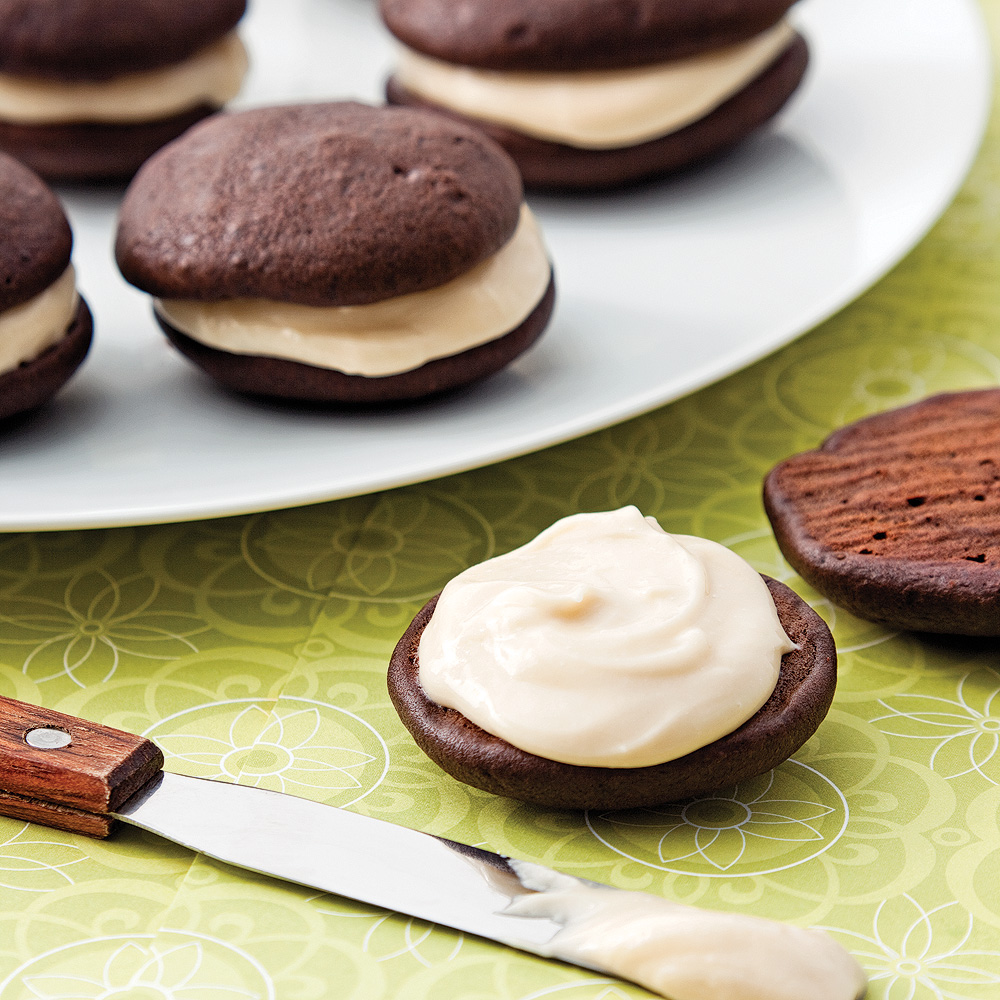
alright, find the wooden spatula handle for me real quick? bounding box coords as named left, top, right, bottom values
left=0, top=695, right=163, bottom=836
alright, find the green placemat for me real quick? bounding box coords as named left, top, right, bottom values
left=3, top=10, right=1000, bottom=998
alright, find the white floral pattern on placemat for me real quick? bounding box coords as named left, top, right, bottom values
left=0, top=571, right=204, bottom=688
left=828, top=897, right=1000, bottom=1000
left=0, top=933, right=274, bottom=1000
left=0, top=824, right=86, bottom=894
left=587, top=763, right=849, bottom=877
left=144, top=698, right=389, bottom=807
left=873, top=668, right=1000, bottom=785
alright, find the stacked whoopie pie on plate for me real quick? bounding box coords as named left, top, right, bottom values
left=0, top=0, right=248, bottom=181
left=381, top=0, right=809, bottom=188
left=0, top=153, right=91, bottom=420
left=114, top=102, right=556, bottom=404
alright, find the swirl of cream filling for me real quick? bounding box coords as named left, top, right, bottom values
left=417, top=507, right=796, bottom=768
left=0, top=266, right=79, bottom=376
left=393, top=21, right=795, bottom=150
left=0, top=33, right=247, bottom=124
left=154, top=204, right=551, bottom=377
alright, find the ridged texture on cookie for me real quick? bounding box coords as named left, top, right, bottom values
left=156, top=275, right=555, bottom=404
left=0, top=297, right=92, bottom=421
left=115, top=103, right=524, bottom=307
left=0, top=152, right=71, bottom=312
left=0, top=0, right=246, bottom=81
left=764, top=389, right=1000, bottom=635
left=380, top=0, right=798, bottom=71
left=388, top=577, right=836, bottom=810
left=387, top=35, right=807, bottom=190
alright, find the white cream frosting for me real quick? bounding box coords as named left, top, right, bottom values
left=0, top=33, right=247, bottom=124
left=506, top=862, right=867, bottom=1000
left=0, top=267, right=79, bottom=376
left=154, top=205, right=551, bottom=377
left=394, top=21, right=795, bottom=149
left=418, top=507, right=795, bottom=768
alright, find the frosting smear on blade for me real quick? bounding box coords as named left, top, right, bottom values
left=506, top=862, right=868, bottom=1000
left=418, top=507, right=795, bottom=767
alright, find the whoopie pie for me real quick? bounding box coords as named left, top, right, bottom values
left=0, top=153, right=91, bottom=421
left=0, top=0, right=248, bottom=181
left=381, top=0, right=809, bottom=189
left=115, top=102, right=555, bottom=404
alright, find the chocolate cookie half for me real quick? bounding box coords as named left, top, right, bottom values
left=116, top=102, right=555, bottom=404
left=382, top=0, right=808, bottom=190
left=381, top=0, right=797, bottom=71
left=0, top=0, right=247, bottom=181
left=0, top=153, right=91, bottom=420
left=764, top=389, right=1000, bottom=635
left=389, top=578, right=836, bottom=810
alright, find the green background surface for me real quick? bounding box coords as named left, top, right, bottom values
left=2, top=6, right=1000, bottom=998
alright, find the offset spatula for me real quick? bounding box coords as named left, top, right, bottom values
left=0, top=695, right=867, bottom=1000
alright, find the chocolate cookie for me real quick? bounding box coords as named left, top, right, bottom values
left=0, top=107, right=217, bottom=186
left=382, top=0, right=797, bottom=72
left=764, top=390, right=1000, bottom=636
left=0, top=0, right=247, bottom=181
left=0, top=153, right=91, bottom=420
left=388, top=578, right=836, bottom=810
left=116, top=102, right=554, bottom=404
left=382, top=0, right=808, bottom=190
left=0, top=154, right=70, bottom=312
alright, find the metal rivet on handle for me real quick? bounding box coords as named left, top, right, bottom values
left=25, top=728, right=72, bottom=750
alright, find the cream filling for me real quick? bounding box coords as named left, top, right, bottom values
left=0, top=33, right=247, bottom=124
left=418, top=507, right=796, bottom=768
left=0, top=267, right=79, bottom=376
left=507, top=863, right=868, bottom=1000
left=154, top=205, right=551, bottom=378
left=394, top=20, right=795, bottom=149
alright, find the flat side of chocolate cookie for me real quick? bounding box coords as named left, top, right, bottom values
left=0, top=105, right=217, bottom=184
left=388, top=576, right=836, bottom=810
left=116, top=103, right=524, bottom=307
left=381, top=0, right=797, bottom=71
left=386, top=34, right=808, bottom=190
left=764, top=389, right=1000, bottom=635
left=0, top=297, right=92, bottom=421
left=0, top=153, right=72, bottom=311
left=156, top=275, right=554, bottom=405
left=0, top=0, right=246, bottom=80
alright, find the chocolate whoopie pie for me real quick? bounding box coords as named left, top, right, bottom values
left=764, top=389, right=1000, bottom=635
left=115, top=102, right=555, bottom=404
left=381, top=0, right=809, bottom=190
left=0, top=0, right=248, bottom=182
left=0, top=153, right=91, bottom=421
left=389, top=578, right=836, bottom=810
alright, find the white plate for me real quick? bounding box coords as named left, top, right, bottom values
left=0, top=0, right=989, bottom=530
